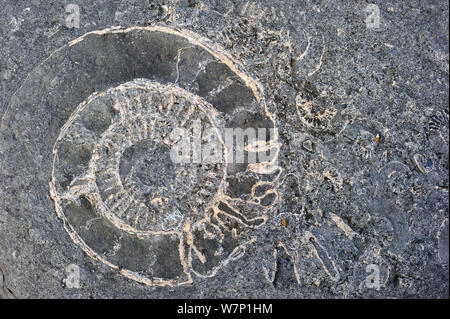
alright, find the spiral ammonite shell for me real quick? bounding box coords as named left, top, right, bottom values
left=55, top=80, right=227, bottom=235
left=1, top=26, right=280, bottom=286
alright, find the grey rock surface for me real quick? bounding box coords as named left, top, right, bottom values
left=0, top=0, right=448, bottom=298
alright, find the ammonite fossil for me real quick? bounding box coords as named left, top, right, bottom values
left=2, top=26, right=280, bottom=286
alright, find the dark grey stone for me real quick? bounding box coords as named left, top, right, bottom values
left=0, top=0, right=448, bottom=298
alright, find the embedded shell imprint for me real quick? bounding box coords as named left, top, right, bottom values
left=3, top=26, right=281, bottom=286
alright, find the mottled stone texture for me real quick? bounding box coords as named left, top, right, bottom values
left=0, top=0, right=448, bottom=298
